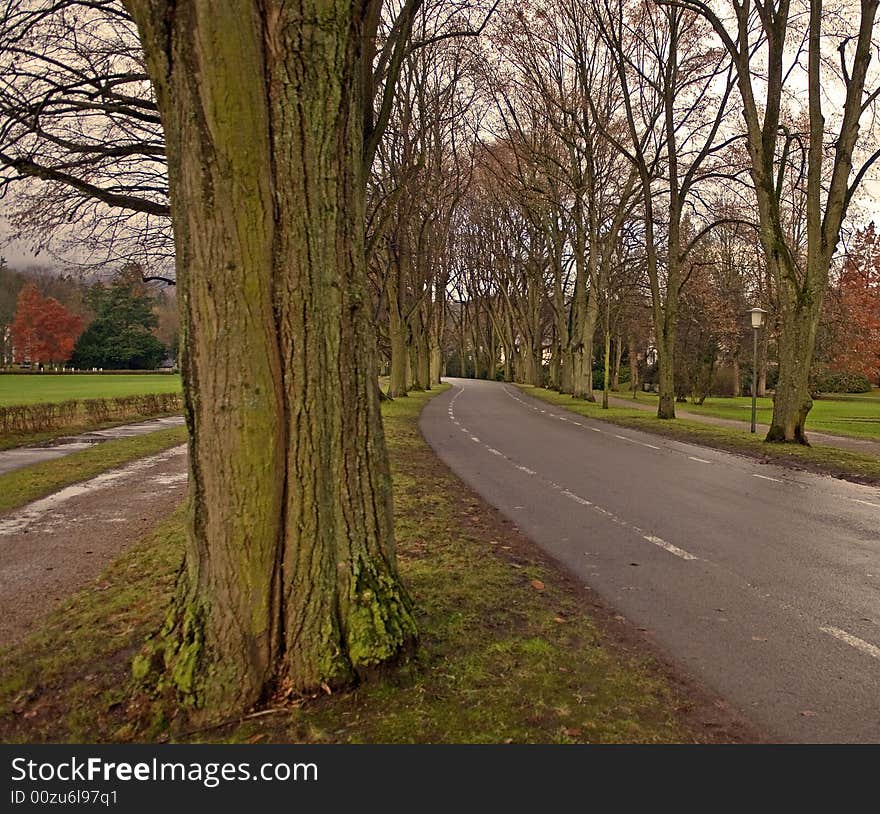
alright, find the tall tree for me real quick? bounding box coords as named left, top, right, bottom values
left=0, top=0, right=171, bottom=268
left=824, top=223, right=880, bottom=383
left=70, top=271, right=165, bottom=369
left=10, top=282, right=83, bottom=365
left=669, top=0, right=880, bottom=441
left=596, top=0, right=737, bottom=419
left=124, top=0, right=418, bottom=714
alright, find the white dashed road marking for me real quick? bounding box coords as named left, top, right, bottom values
left=752, top=474, right=782, bottom=483
left=453, top=384, right=699, bottom=563
left=641, top=534, right=699, bottom=561
left=820, top=626, right=880, bottom=661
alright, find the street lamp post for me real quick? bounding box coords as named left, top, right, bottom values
left=748, top=307, right=768, bottom=433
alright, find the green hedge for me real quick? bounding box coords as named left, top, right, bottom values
left=0, top=369, right=177, bottom=375
left=0, top=393, right=183, bottom=435
left=811, top=369, right=872, bottom=395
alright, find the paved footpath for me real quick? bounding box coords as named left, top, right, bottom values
left=606, top=393, right=880, bottom=458
left=0, top=415, right=186, bottom=476
left=0, top=444, right=188, bottom=646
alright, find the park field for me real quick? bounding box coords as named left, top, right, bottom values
left=632, top=389, right=880, bottom=441
left=0, top=374, right=182, bottom=407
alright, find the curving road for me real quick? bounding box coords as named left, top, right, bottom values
left=420, top=378, right=880, bottom=743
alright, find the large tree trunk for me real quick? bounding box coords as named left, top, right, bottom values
left=127, top=0, right=416, bottom=714
left=765, top=272, right=821, bottom=443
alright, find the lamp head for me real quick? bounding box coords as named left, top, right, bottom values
left=748, top=307, right=768, bottom=329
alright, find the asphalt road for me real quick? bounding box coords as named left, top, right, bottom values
left=421, top=378, right=880, bottom=743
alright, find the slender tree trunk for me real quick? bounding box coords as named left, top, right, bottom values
left=569, top=199, right=590, bottom=399
left=612, top=332, right=622, bottom=390
left=458, top=334, right=468, bottom=378
left=627, top=334, right=639, bottom=398
left=387, top=271, right=408, bottom=397
left=127, top=0, right=416, bottom=714
left=602, top=297, right=611, bottom=410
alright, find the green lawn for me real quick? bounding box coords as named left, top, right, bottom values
left=629, top=389, right=880, bottom=441
left=0, top=374, right=182, bottom=406
left=521, top=386, right=880, bottom=484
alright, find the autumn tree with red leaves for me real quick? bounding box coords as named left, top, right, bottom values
left=824, top=225, right=880, bottom=385
left=10, top=284, right=84, bottom=366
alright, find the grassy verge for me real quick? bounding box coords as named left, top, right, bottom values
left=0, top=386, right=752, bottom=744
left=0, top=413, right=181, bottom=452
left=0, top=426, right=188, bottom=515
left=626, top=390, right=880, bottom=441
left=519, top=386, right=880, bottom=485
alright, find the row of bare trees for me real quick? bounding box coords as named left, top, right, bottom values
left=433, top=0, right=879, bottom=444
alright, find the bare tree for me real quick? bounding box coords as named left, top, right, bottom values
left=595, top=0, right=738, bottom=419
left=665, top=0, right=880, bottom=442
left=0, top=0, right=171, bottom=269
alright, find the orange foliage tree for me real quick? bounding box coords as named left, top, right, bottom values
left=10, top=283, right=84, bottom=365
left=827, top=225, right=880, bottom=384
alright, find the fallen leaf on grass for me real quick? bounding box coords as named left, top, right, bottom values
left=530, top=579, right=545, bottom=591
left=563, top=728, right=582, bottom=738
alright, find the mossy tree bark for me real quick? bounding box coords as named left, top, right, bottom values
left=126, top=0, right=417, bottom=713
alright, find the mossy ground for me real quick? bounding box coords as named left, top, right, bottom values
left=518, top=386, right=880, bottom=485
left=0, top=386, right=757, bottom=744
left=0, top=426, right=188, bottom=514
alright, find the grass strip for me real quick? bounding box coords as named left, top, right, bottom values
left=518, top=386, right=880, bottom=485
left=0, top=426, right=188, bottom=514
left=0, top=386, right=748, bottom=744
left=0, top=413, right=182, bottom=451
left=624, top=390, right=880, bottom=442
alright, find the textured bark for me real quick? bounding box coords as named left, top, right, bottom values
left=126, top=0, right=416, bottom=713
